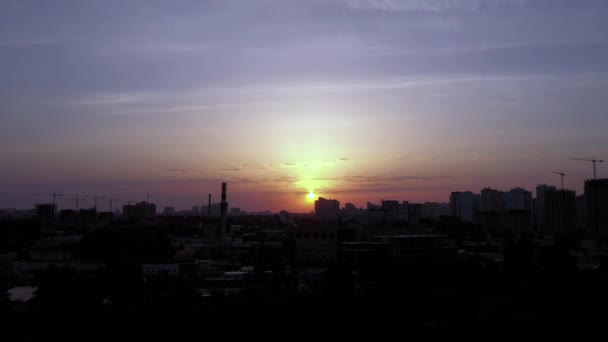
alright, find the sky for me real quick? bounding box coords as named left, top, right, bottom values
left=2, top=0, right=608, bottom=212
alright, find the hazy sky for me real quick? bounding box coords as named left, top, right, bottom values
left=2, top=0, right=608, bottom=212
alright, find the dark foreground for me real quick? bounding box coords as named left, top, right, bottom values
left=4, top=266, right=608, bottom=341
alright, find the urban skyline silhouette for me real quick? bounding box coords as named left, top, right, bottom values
left=8, top=155, right=604, bottom=214
left=2, top=0, right=608, bottom=339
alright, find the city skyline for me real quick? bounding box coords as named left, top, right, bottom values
left=5, top=172, right=602, bottom=214
left=2, top=0, right=608, bottom=212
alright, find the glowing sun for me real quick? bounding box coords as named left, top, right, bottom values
left=307, top=192, right=317, bottom=201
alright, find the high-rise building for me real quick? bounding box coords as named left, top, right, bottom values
left=367, top=202, right=382, bottom=211
left=35, top=203, right=57, bottom=219
left=505, top=188, right=532, bottom=210
left=315, top=197, right=340, bottom=225
left=449, top=191, right=479, bottom=223
left=344, top=203, right=358, bottom=211
left=544, top=189, right=577, bottom=232
left=342, top=203, right=359, bottom=219
left=478, top=188, right=504, bottom=233
left=479, top=188, right=504, bottom=212
left=576, top=195, right=586, bottom=230
left=278, top=210, right=291, bottom=224
left=421, top=202, right=450, bottom=220
left=381, top=200, right=401, bottom=223
left=408, top=203, right=423, bottom=226
left=585, top=178, right=608, bottom=234
left=504, top=188, right=533, bottom=233
left=535, top=184, right=557, bottom=232
left=449, top=192, right=460, bottom=216
left=122, top=202, right=156, bottom=220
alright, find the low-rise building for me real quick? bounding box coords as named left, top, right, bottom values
left=288, top=225, right=337, bottom=264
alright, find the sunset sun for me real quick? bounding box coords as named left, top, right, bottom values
left=307, top=192, right=317, bottom=201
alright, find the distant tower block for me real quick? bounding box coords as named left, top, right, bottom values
left=208, top=193, right=212, bottom=216
left=220, top=183, right=228, bottom=244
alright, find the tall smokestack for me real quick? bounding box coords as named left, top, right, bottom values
left=220, top=183, right=228, bottom=244
left=208, top=194, right=211, bottom=217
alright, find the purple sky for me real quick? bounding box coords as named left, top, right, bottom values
left=2, top=0, right=608, bottom=212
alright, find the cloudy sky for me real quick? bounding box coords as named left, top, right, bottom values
left=2, top=0, right=608, bottom=212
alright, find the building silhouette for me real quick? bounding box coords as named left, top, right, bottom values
left=576, top=195, right=586, bottom=230
left=380, top=200, right=404, bottom=223
left=35, top=203, right=56, bottom=219
left=505, top=188, right=533, bottom=233
left=420, top=202, right=450, bottom=220
left=535, top=184, right=557, bottom=233
left=315, top=197, right=340, bottom=226
left=407, top=203, right=423, bottom=226
left=122, top=201, right=156, bottom=220
left=203, top=203, right=224, bottom=217
left=544, top=189, right=577, bottom=232
left=342, top=203, right=359, bottom=219
left=288, top=225, right=337, bottom=264
left=191, top=206, right=200, bottom=215
left=449, top=191, right=479, bottom=223
left=479, top=188, right=504, bottom=212
left=505, top=187, right=532, bottom=210
left=585, top=178, right=608, bottom=234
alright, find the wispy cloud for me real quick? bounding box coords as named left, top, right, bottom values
left=0, top=37, right=62, bottom=48
left=396, top=156, right=440, bottom=162
left=231, top=177, right=259, bottom=184
left=510, top=150, right=546, bottom=158
left=240, top=163, right=266, bottom=170
left=345, top=0, right=526, bottom=12
left=344, top=175, right=452, bottom=183
left=164, top=168, right=188, bottom=173
left=472, top=152, right=497, bottom=160
left=67, top=73, right=587, bottom=116
left=68, top=92, right=156, bottom=106
left=330, top=183, right=454, bottom=195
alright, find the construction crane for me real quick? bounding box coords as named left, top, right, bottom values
left=553, top=171, right=565, bottom=189
left=64, top=196, right=86, bottom=210
left=32, top=193, right=63, bottom=218
left=91, top=195, right=104, bottom=210
left=44, top=192, right=63, bottom=205
left=108, top=198, right=121, bottom=212
left=571, top=157, right=604, bottom=180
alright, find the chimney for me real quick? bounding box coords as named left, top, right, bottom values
left=220, top=183, right=228, bottom=244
